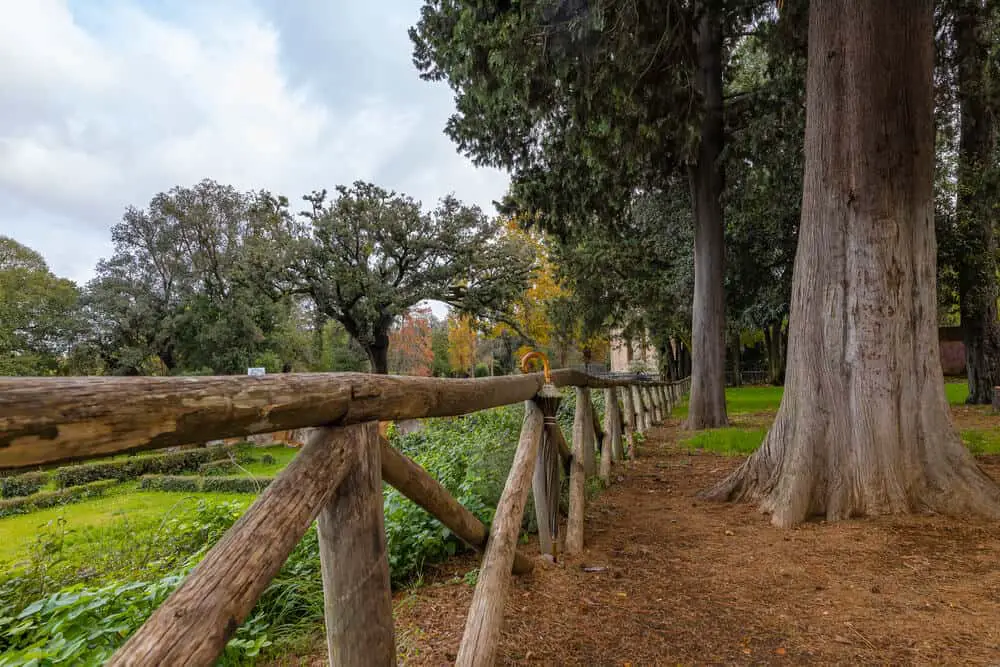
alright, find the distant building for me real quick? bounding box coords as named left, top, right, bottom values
left=609, top=328, right=659, bottom=373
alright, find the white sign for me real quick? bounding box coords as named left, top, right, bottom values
left=247, top=367, right=266, bottom=377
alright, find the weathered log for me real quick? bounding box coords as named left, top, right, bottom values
left=380, top=437, right=533, bottom=574
left=621, top=384, right=636, bottom=459
left=317, top=421, right=395, bottom=666
left=0, top=372, right=547, bottom=470
left=591, top=405, right=605, bottom=452
left=604, top=387, right=624, bottom=463
left=631, top=384, right=647, bottom=434
left=566, top=390, right=591, bottom=554
left=599, top=389, right=614, bottom=485
left=651, top=385, right=663, bottom=423
left=108, top=424, right=361, bottom=667
left=576, top=387, right=596, bottom=476
left=456, top=400, right=545, bottom=667
left=644, top=386, right=656, bottom=428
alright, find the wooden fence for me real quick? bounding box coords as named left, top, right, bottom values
left=0, top=363, right=690, bottom=666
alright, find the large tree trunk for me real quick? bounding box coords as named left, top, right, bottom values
left=729, top=331, right=742, bottom=388
left=703, top=0, right=1000, bottom=527
left=686, top=4, right=729, bottom=429
left=366, top=333, right=390, bottom=375
left=763, top=321, right=787, bottom=385
left=954, top=0, right=1000, bottom=404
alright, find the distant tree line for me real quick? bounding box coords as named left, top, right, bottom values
left=1, top=181, right=613, bottom=378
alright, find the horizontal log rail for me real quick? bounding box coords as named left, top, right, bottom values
left=0, top=367, right=689, bottom=666
left=0, top=370, right=681, bottom=470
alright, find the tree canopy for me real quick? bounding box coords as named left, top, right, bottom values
left=291, top=181, right=533, bottom=373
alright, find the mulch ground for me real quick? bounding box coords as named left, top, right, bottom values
left=288, top=409, right=1000, bottom=665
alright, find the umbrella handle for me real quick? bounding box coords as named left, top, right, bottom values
left=519, top=351, right=551, bottom=384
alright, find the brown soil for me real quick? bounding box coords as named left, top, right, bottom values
left=286, top=411, right=1000, bottom=665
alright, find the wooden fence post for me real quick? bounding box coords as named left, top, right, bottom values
left=631, top=384, right=646, bottom=433
left=649, top=386, right=661, bottom=424
left=456, top=400, right=545, bottom=667
left=532, top=422, right=560, bottom=558
left=317, top=421, right=395, bottom=667
left=602, top=388, right=623, bottom=479
left=575, top=387, right=596, bottom=476
left=599, top=389, right=613, bottom=485
left=644, top=387, right=655, bottom=428
left=621, top=384, right=636, bottom=458
left=566, top=389, right=592, bottom=554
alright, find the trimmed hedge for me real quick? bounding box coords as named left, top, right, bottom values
left=201, top=476, right=272, bottom=494
left=54, top=447, right=234, bottom=488
left=140, top=475, right=274, bottom=494
left=198, top=460, right=238, bottom=476
left=0, top=480, right=118, bottom=518
left=139, top=475, right=201, bottom=492
left=1, top=471, right=49, bottom=498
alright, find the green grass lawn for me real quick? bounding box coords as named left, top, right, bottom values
left=945, top=381, right=970, bottom=405
left=677, top=380, right=988, bottom=457
left=241, top=444, right=299, bottom=475
left=0, top=487, right=253, bottom=565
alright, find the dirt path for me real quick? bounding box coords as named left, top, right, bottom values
left=387, top=418, right=1000, bottom=666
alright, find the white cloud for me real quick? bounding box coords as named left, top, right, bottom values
left=0, top=0, right=509, bottom=284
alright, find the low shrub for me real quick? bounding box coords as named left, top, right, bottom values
left=199, top=460, right=238, bottom=476
left=139, top=475, right=201, bottom=492
left=54, top=447, right=233, bottom=488
left=259, top=454, right=276, bottom=465
left=201, top=476, right=273, bottom=494
left=235, top=450, right=258, bottom=465
left=0, top=480, right=117, bottom=518
left=139, top=475, right=274, bottom=494
left=0, top=471, right=49, bottom=498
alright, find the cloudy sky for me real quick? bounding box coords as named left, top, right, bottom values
left=0, top=0, right=509, bottom=284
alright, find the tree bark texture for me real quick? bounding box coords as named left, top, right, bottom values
left=566, top=391, right=592, bottom=554
left=730, top=331, right=743, bottom=387
left=686, top=3, right=729, bottom=430
left=575, top=387, right=596, bottom=476
left=703, top=0, right=1000, bottom=526
left=317, top=422, right=395, bottom=666
left=763, top=322, right=787, bottom=385
left=604, top=387, right=624, bottom=462
left=456, top=400, right=544, bottom=666
left=620, top=384, right=636, bottom=458
left=630, top=384, right=646, bottom=436
left=954, top=0, right=1000, bottom=404
left=1, top=370, right=647, bottom=470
